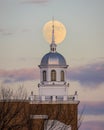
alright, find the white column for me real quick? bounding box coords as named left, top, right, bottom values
left=63, top=96, right=67, bottom=101
left=49, top=69, right=51, bottom=81
left=57, top=68, right=60, bottom=81
left=52, top=96, right=56, bottom=101
left=42, top=96, right=45, bottom=101
left=47, top=68, right=50, bottom=81
left=40, top=69, right=42, bottom=82
left=74, top=91, right=78, bottom=100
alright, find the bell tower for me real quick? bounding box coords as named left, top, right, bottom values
left=38, top=19, right=69, bottom=101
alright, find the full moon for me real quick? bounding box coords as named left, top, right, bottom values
left=43, top=20, right=66, bottom=44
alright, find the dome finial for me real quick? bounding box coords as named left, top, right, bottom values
left=50, top=17, right=57, bottom=53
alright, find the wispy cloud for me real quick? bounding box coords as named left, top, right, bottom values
left=21, top=0, right=49, bottom=4
left=80, top=121, right=104, bottom=130
left=79, top=102, right=104, bottom=130
left=68, top=61, right=104, bottom=86
left=21, top=28, right=31, bottom=33
left=0, top=61, right=104, bottom=85
left=0, top=28, right=14, bottom=36
left=0, top=28, right=31, bottom=36
left=79, top=101, right=104, bottom=115
left=0, top=68, right=39, bottom=83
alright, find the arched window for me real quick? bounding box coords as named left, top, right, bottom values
left=61, top=71, right=64, bottom=81
left=43, top=71, right=47, bottom=81
left=51, top=70, right=56, bottom=81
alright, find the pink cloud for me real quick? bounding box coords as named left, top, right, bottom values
left=0, top=68, right=39, bottom=83
left=80, top=121, right=104, bottom=130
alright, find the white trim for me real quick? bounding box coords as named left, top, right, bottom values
left=30, top=115, right=48, bottom=119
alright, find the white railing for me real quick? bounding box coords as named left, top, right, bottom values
left=38, top=82, right=69, bottom=87
left=29, top=95, right=76, bottom=101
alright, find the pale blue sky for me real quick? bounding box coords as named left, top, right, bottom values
left=0, top=1, right=104, bottom=130
left=0, top=0, right=104, bottom=69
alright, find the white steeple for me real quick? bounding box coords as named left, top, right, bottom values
left=38, top=18, right=70, bottom=101
left=50, top=17, right=57, bottom=53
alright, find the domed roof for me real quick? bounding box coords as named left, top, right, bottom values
left=40, top=52, right=67, bottom=66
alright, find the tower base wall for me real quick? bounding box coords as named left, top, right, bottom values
left=39, top=86, right=68, bottom=96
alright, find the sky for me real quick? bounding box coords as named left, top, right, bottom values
left=0, top=0, right=104, bottom=130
